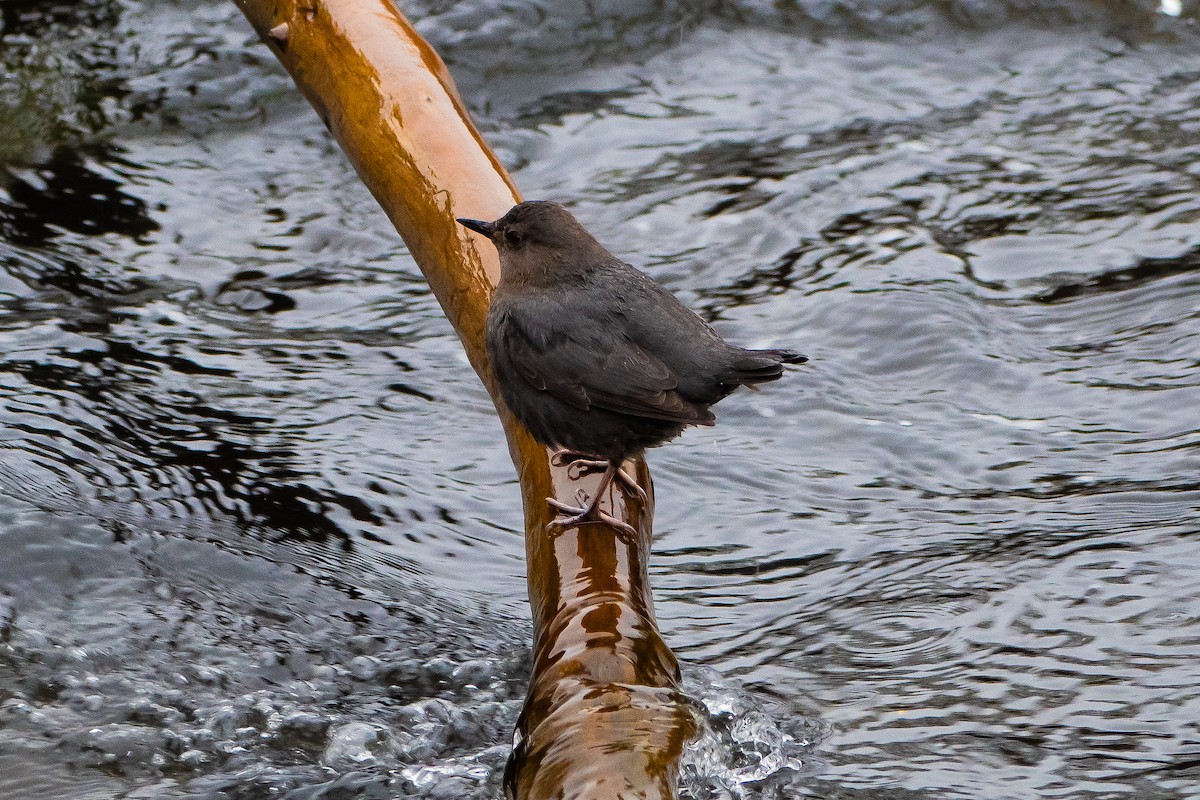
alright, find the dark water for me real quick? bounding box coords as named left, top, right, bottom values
left=2, top=0, right=1200, bottom=797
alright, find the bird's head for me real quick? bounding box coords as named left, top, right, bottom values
left=457, top=201, right=608, bottom=281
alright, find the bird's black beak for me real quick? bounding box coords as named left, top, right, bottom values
left=456, top=218, right=495, bottom=237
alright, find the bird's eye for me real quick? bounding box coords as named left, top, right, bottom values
left=505, top=229, right=523, bottom=246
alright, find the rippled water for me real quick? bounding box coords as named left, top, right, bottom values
left=2, top=0, right=1199, bottom=797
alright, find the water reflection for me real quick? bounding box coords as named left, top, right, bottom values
left=1, top=148, right=158, bottom=247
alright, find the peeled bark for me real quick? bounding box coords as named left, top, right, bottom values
left=231, top=1, right=698, bottom=797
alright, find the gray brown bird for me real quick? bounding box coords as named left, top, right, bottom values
left=458, top=201, right=806, bottom=537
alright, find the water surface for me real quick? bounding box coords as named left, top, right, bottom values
left=2, top=0, right=1199, bottom=797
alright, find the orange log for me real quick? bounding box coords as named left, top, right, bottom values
left=231, top=1, right=697, bottom=797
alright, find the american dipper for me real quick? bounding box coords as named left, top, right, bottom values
left=458, top=201, right=806, bottom=537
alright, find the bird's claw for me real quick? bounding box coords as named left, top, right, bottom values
left=546, top=497, right=638, bottom=541
left=567, top=460, right=605, bottom=480
left=550, top=450, right=594, bottom=468
left=550, top=450, right=648, bottom=504
left=613, top=467, right=648, bottom=504
left=551, top=452, right=608, bottom=482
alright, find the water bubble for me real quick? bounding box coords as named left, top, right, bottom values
left=679, top=669, right=813, bottom=798
left=322, top=721, right=394, bottom=766
left=277, top=711, right=331, bottom=751
left=348, top=655, right=381, bottom=681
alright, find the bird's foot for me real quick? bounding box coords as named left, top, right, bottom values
left=549, top=450, right=648, bottom=504
left=546, top=495, right=638, bottom=541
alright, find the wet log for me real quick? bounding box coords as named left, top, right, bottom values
left=230, top=1, right=698, bottom=797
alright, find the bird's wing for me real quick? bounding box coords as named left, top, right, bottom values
left=493, top=302, right=715, bottom=425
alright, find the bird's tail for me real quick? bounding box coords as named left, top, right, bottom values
left=768, top=349, right=808, bottom=365
left=722, top=347, right=808, bottom=386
